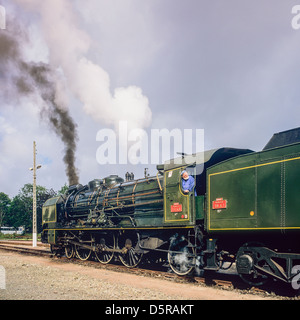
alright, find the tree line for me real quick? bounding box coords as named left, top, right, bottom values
left=0, top=183, right=68, bottom=233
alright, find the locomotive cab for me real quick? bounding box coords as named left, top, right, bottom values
left=163, top=164, right=198, bottom=226
left=160, top=148, right=253, bottom=227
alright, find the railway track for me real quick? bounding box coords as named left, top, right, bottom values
left=0, top=240, right=296, bottom=299
left=0, top=241, right=51, bottom=256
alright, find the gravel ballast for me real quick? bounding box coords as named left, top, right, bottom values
left=0, top=249, right=275, bottom=300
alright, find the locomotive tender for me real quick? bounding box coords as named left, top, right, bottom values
left=42, top=127, right=300, bottom=286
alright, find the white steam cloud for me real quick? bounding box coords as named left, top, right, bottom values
left=15, top=0, right=152, bottom=132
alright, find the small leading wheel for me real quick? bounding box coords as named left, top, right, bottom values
left=168, top=234, right=195, bottom=276
left=63, top=232, right=75, bottom=259
left=65, top=244, right=74, bottom=259
left=75, top=233, right=92, bottom=261
left=118, top=232, right=143, bottom=268
left=95, top=233, right=115, bottom=264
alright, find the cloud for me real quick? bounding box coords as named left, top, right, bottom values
left=0, top=0, right=153, bottom=195
left=1, top=0, right=300, bottom=197
left=139, top=1, right=300, bottom=150
left=15, top=0, right=152, bottom=133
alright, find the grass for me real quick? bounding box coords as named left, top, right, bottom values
left=0, top=233, right=41, bottom=241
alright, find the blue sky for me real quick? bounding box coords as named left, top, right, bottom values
left=1, top=0, right=300, bottom=196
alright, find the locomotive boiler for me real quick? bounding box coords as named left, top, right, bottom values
left=42, top=127, right=300, bottom=287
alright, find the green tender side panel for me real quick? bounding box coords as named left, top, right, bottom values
left=208, top=166, right=257, bottom=230
left=256, top=162, right=281, bottom=227
left=284, top=156, right=300, bottom=227
left=207, top=143, right=300, bottom=232
left=42, top=196, right=60, bottom=223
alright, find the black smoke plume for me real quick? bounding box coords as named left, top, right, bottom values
left=0, top=23, right=79, bottom=185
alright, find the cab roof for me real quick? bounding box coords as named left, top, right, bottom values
left=157, top=147, right=253, bottom=172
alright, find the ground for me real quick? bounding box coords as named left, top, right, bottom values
left=0, top=249, right=277, bottom=300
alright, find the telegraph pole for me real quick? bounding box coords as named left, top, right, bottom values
left=30, top=142, right=41, bottom=247
left=32, top=141, right=37, bottom=247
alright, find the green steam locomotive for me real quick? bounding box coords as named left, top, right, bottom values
left=42, top=127, right=300, bottom=287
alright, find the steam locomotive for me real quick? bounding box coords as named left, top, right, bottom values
left=42, top=127, right=300, bottom=287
